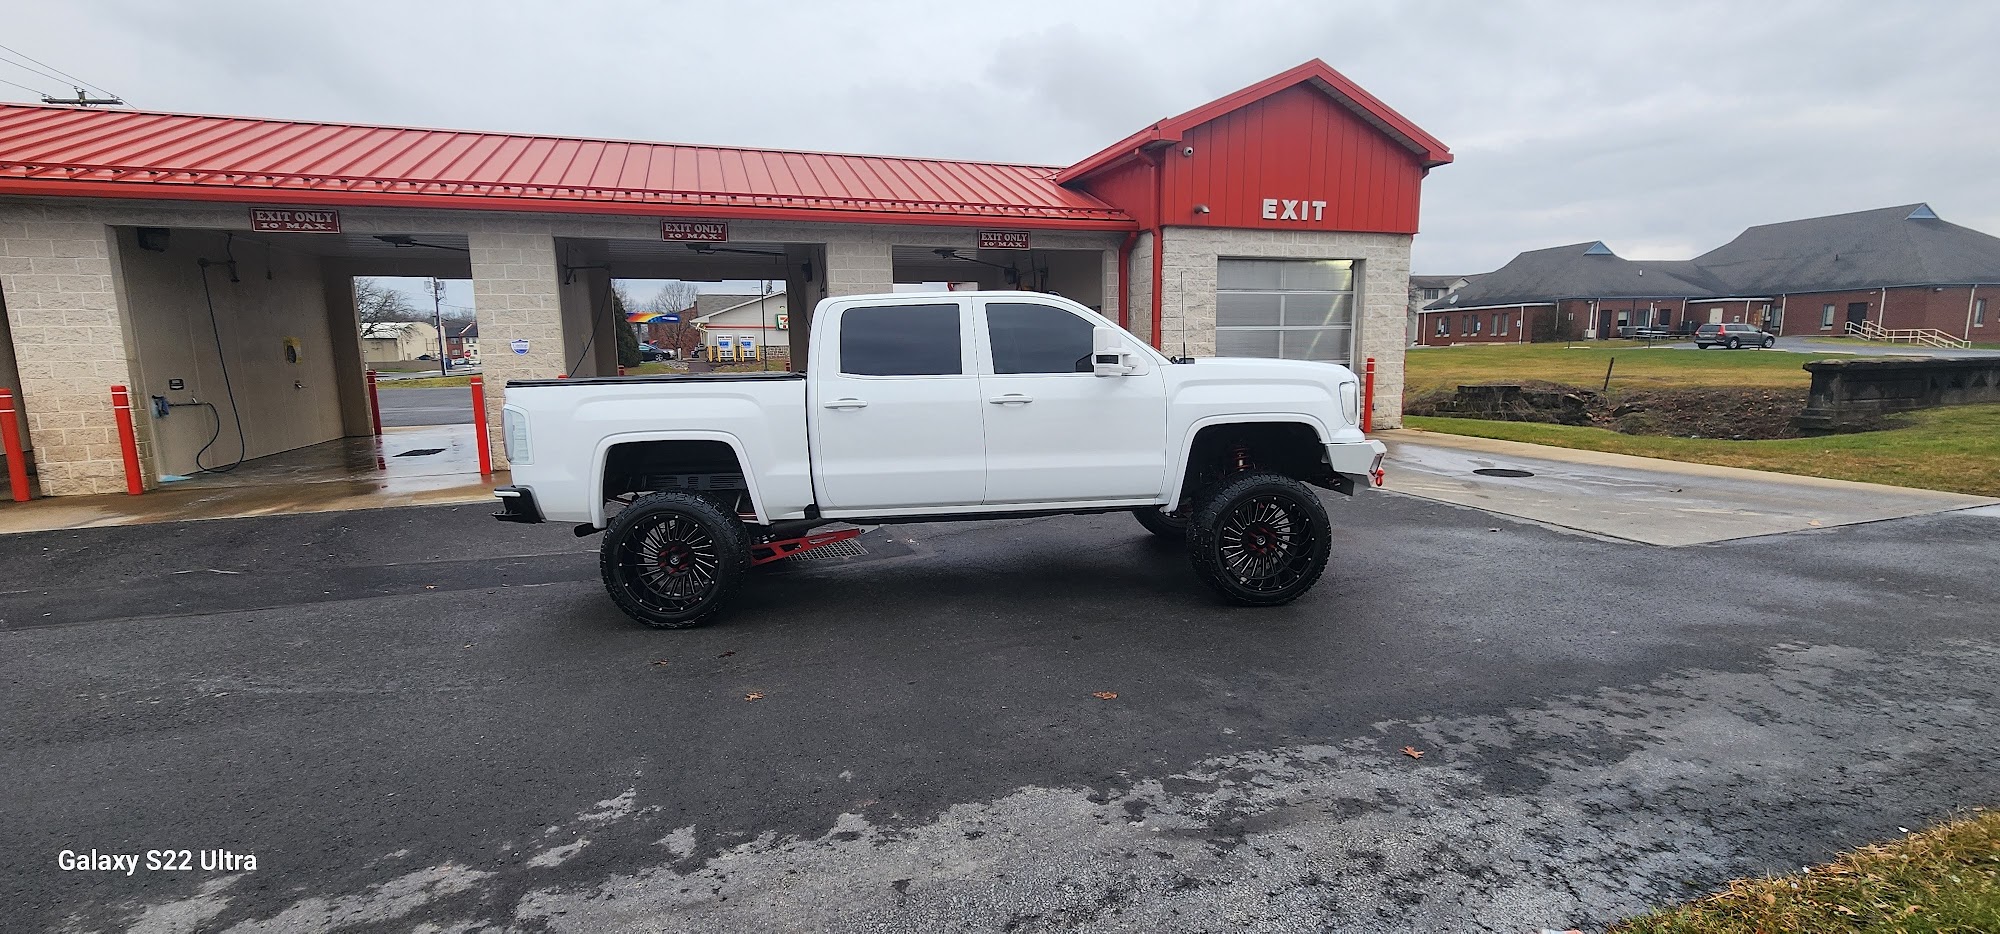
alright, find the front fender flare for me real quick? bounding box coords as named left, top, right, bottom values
left=1162, top=413, right=1333, bottom=508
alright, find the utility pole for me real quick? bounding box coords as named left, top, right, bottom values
left=429, top=278, right=449, bottom=377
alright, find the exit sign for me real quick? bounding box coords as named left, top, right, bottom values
left=250, top=208, right=340, bottom=233
left=661, top=220, right=728, bottom=242
left=978, top=230, right=1030, bottom=250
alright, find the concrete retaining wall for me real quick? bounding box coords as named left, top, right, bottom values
left=1796, top=357, right=2000, bottom=432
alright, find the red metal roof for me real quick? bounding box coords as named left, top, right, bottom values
left=1056, top=60, right=1452, bottom=184
left=0, top=103, right=1132, bottom=229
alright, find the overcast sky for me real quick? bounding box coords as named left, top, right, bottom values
left=6, top=0, right=1996, bottom=278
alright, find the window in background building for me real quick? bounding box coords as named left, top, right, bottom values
left=1216, top=259, right=1356, bottom=363
left=1977, top=298, right=1987, bottom=327
left=1435, top=316, right=1449, bottom=337
left=1469, top=315, right=1482, bottom=334
left=1495, top=312, right=1509, bottom=336
left=1422, top=288, right=1444, bottom=300
left=1821, top=304, right=1836, bottom=329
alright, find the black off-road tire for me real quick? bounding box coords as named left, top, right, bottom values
left=599, top=491, right=752, bottom=628
left=1133, top=506, right=1190, bottom=539
left=1186, top=471, right=1332, bottom=606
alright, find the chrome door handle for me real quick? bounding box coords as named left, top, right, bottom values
left=987, top=394, right=1033, bottom=405
left=823, top=398, right=869, bottom=410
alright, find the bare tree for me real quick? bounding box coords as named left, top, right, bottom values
left=354, top=278, right=418, bottom=335
left=650, top=281, right=700, bottom=315
left=643, top=281, right=704, bottom=356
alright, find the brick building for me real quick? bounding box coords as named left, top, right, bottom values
left=0, top=59, right=1449, bottom=496
left=1419, top=204, right=2000, bottom=345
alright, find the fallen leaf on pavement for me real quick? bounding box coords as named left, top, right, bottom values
left=744, top=692, right=764, bottom=701
left=651, top=659, right=670, bottom=667
left=424, top=584, right=437, bottom=590
left=1092, top=691, right=1118, bottom=700
left=1401, top=746, right=1424, bottom=759
left=718, top=651, right=736, bottom=658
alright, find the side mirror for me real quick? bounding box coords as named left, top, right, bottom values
left=1092, top=327, right=1132, bottom=377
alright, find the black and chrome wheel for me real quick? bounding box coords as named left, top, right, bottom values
left=1762, top=336, right=1775, bottom=348
left=1133, top=505, right=1189, bottom=539
left=599, top=491, right=750, bottom=628
left=1726, top=337, right=1741, bottom=349
left=1187, top=471, right=1331, bottom=606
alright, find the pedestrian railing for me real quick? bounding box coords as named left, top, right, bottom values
left=1845, top=320, right=1970, bottom=349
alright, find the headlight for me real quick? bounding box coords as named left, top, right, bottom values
left=503, top=406, right=531, bottom=465
left=1338, top=380, right=1360, bottom=425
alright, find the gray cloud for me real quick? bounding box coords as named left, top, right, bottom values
left=6, top=0, right=1995, bottom=275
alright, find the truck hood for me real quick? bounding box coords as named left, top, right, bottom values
left=1162, top=356, right=1357, bottom=387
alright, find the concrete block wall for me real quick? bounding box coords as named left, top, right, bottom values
left=1126, top=232, right=1155, bottom=346
left=0, top=209, right=136, bottom=495
left=1157, top=227, right=1412, bottom=428
left=114, top=227, right=346, bottom=478
left=468, top=232, right=565, bottom=470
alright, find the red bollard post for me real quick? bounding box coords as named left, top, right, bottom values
left=110, top=385, right=144, bottom=496
left=1, top=388, right=29, bottom=501
left=365, top=369, right=384, bottom=438
left=470, top=375, right=493, bottom=476
left=1362, top=357, right=1376, bottom=434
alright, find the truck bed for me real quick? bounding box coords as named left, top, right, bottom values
left=507, top=371, right=805, bottom=388
left=503, top=372, right=813, bottom=524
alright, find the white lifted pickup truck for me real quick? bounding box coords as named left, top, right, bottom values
left=494, top=290, right=1386, bottom=628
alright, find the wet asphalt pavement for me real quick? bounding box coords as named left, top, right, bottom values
left=2, top=492, right=1995, bottom=933
left=376, top=386, right=474, bottom=427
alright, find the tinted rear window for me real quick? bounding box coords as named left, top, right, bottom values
left=838, top=303, right=962, bottom=376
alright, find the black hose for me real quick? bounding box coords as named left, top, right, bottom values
left=194, top=263, right=247, bottom=473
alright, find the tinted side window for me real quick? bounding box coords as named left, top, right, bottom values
left=838, top=303, right=962, bottom=376
left=987, top=302, right=1095, bottom=374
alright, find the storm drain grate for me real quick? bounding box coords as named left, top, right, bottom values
left=1473, top=467, right=1536, bottom=478
left=394, top=448, right=446, bottom=457
left=784, top=538, right=868, bottom=562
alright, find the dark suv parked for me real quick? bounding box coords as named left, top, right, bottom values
left=1694, top=322, right=1775, bottom=349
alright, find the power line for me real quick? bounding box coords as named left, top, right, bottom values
left=0, top=75, right=49, bottom=98
left=0, top=42, right=120, bottom=101
left=0, top=52, right=73, bottom=90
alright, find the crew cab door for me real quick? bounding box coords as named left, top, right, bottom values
left=975, top=298, right=1167, bottom=504
left=808, top=299, right=986, bottom=512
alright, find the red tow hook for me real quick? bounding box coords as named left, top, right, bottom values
left=1372, top=467, right=1386, bottom=487
left=1370, top=452, right=1387, bottom=487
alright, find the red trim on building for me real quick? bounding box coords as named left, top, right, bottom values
left=1057, top=59, right=1453, bottom=185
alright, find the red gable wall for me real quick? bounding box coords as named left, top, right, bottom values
left=1072, top=83, right=1430, bottom=236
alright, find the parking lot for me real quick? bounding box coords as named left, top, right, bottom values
left=4, top=483, right=1995, bottom=933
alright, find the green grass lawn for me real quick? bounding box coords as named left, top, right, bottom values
left=1613, top=809, right=1999, bottom=934
left=1405, top=404, right=2000, bottom=497
left=1406, top=343, right=1852, bottom=393
left=377, top=375, right=472, bottom=389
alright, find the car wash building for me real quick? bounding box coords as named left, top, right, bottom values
left=0, top=59, right=1448, bottom=498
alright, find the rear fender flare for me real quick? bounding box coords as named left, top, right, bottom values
left=591, top=430, right=767, bottom=528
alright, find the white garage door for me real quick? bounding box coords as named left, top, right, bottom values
left=1214, top=259, right=1356, bottom=364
